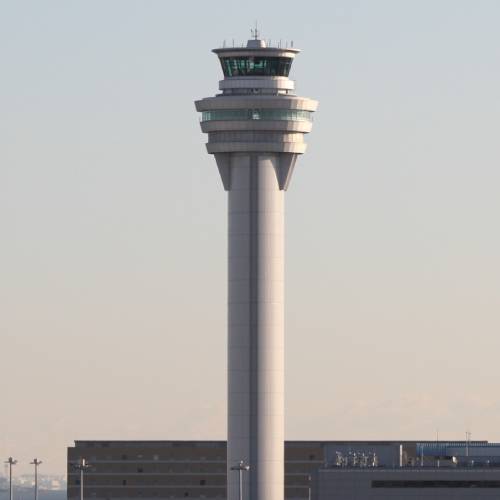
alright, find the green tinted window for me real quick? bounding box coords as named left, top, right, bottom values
left=220, top=57, right=292, bottom=77
left=201, top=109, right=312, bottom=122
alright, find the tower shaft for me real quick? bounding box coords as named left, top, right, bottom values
left=227, top=153, right=286, bottom=500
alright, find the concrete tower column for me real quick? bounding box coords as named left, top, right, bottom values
left=195, top=35, right=317, bottom=500
left=227, top=153, right=285, bottom=500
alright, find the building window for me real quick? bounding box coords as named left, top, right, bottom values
left=309, top=455, right=315, bottom=460
left=219, top=57, right=293, bottom=77
left=122, top=454, right=128, bottom=460
left=75, top=480, right=80, bottom=486
left=184, top=493, right=189, bottom=497
left=200, top=480, right=206, bottom=486
left=137, top=468, right=143, bottom=473
left=201, top=109, right=313, bottom=123
left=122, top=480, right=127, bottom=486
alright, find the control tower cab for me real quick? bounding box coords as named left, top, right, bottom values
left=195, top=37, right=318, bottom=189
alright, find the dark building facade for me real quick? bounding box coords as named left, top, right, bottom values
left=67, top=441, right=324, bottom=500
left=68, top=440, right=494, bottom=500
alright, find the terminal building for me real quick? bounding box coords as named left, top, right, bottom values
left=67, top=440, right=500, bottom=500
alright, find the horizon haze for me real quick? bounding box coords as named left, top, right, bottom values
left=1, top=0, right=500, bottom=475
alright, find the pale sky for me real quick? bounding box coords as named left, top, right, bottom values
left=1, top=0, right=500, bottom=475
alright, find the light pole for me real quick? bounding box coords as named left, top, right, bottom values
left=73, top=458, right=91, bottom=500
left=5, top=457, right=17, bottom=500
left=230, top=461, right=249, bottom=500
left=30, top=459, right=42, bottom=500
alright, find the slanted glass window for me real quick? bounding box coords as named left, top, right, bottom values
left=201, top=109, right=313, bottom=122
left=220, top=57, right=292, bottom=77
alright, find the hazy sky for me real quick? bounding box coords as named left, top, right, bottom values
left=1, top=0, right=500, bottom=475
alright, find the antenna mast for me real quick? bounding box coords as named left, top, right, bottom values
left=251, top=21, right=260, bottom=40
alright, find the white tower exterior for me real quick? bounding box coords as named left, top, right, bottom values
left=195, top=36, right=317, bottom=500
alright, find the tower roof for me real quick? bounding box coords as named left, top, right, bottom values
left=213, top=39, right=299, bottom=59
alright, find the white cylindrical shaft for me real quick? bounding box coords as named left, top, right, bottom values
left=227, top=153, right=285, bottom=500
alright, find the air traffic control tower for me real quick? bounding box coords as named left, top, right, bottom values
left=195, top=34, right=318, bottom=500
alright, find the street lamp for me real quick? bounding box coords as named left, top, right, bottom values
left=230, top=461, right=249, bottom=500
left=30, top=459, right=42, bottom=500
left=73, top=458, right=91, bottom=500
left=5, top=457, right=18, bottom=500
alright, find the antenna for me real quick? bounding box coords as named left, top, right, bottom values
left=251, top=21, right=260, bottom=40
left=436, top=429, right=440, bottom=468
